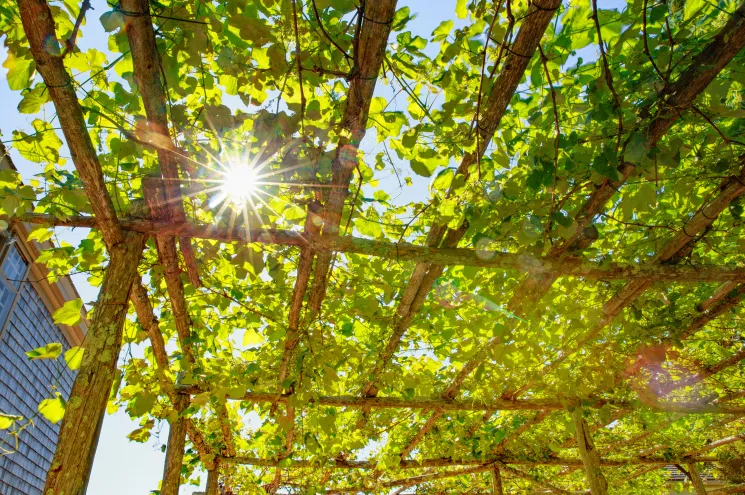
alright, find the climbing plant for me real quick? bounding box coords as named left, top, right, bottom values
left=1, top=0, right=745, bottom=493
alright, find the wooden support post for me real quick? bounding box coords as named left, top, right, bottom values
left=683, top=463, right=708, bottom=495
left=161, top=395, right=189, bottom=495
left=491, top=465, right=503, bottom=495
left=205, top=467, right=220, bottom=495
left=43, top=232, right=145, bottom=495
left=571, top=408, right=608, bottom=495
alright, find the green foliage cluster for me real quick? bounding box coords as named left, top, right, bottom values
left=0, top=0, right=744, bottom=492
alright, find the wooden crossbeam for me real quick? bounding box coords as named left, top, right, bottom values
left=18, top=213, right=745, bottom=283
left=220, top=455, right=719, bottom=469
left=182, top=388, right=745, bottom=414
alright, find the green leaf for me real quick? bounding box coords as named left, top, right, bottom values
left=625, top=132, right=648, bottom=164
left=26, top=343, right=63, bottom=360
left=38, top=395, right=66, bottom=424
left=684, top=0, right=706, bottom=20
left=64, top=346, right=84, bottom=370
left=456, top=0, right=468, bottom=19
left=432, top=20, right=454, bottom=41
left=53, top=299, right=84, bottom=326
left=3, top=51, right=35, bottom=91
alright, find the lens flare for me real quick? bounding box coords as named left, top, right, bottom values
left=220, top=162, right=259, bottom=206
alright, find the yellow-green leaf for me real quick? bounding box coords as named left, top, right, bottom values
left=0, top=413, right=22, bottom=430
left=64, top=346, right=84, bottom=370
left=243, top=328, right=264, bottom=347
left=26, top=342, right=63, bottom=360
left=53, top=298, right=84, bottom=326
left=38, top=395, right=66, bottom=424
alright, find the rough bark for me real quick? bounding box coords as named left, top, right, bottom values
left=130, top=280, right=215, bottom=468
left=683, top=463, right=708, bottom=495
left=603, top=157, right=745, bottom=316
left=17, top=0, right=124, bottom=248
left=220, top=454, right=717, bottom=469
left=572, top=408, right=608, bottom=495
left=18, top=213, right=745, bottom=283
left=180, top=388, right=745, bottom=414
left=143, top=177, right=195, bottom=364
left=276, top=201, right=324, bottom=391
left=119, top=0, right=200, bottom=287
left=491, top=465, right=504, bottom=495
left=161, top=395, right=189, bottom=495
left=205, top=468, right=220, bottom=495
left=43, top=232, right=145, bottom=495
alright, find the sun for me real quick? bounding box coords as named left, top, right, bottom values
left=220, top=162, right=259, bottom=206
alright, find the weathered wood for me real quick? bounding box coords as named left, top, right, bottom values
left=142, top=177, right=195, bottom=364
left=683, top=463, right=708, bottom=495
left=572, top=408, right=608, bottom=495
left=119, top=0, right=200, bottom=287
left=603, top=157, right=745, bottom=316
left=711, top=485, right=745, bottom=495
left=304, top=0, right=400, bottom=318
left=491, top=465, right=504, bottom=495
left=43, top=232, right=145, bottom=495
left=220, top=454, right=717, bottom=469
left=205, top=468, right=220, bottom=495
left=17, top=0, right=124, bottom=248
left=18, top=213, right=745, bottom=283
left=182, top=388, right=745, bottom=414
left=161, top=395, right=189, bottom=495
left=355, top=0, right=563, bottom=448
left=129, top=280, right=215, bottom=468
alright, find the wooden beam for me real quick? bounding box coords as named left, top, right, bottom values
left=205, top=468, right=220, bottom=495
left=161, top=395, right=189, bottom=495
left=17, top=214, right=745, bottom=283
left=357, top=0, right=563, bottom=455
left=219, top=455, right=718, bottom=469
left=119, top=0, right=200, bottom=287
left=130, top=279, right=215, bottom=467
left=182, top=388, right=745, bottom=414
left=507, top=0, right=745, bottom=315
left=303, top=0, right=400, bottom=320
left=681, top=463, right=708, bottom=495
left=16, top=0, right=124, bottom=249
left=572, top=408, right=608, bottom=495
left=491, top=465, right=504, bottom=495
left=43, top=231, right=145, bottom=495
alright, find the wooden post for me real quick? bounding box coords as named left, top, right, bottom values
left=205, top=467, right=220, bottom=495
left=571, top=407, right=608, bottom=495
left=683, top=463, right=708, bottom=495
left=161, top=395, right=189, bottom=495
left=43, top=232, right=145, bottom=495
left=491, top=465, right=504, bottom=495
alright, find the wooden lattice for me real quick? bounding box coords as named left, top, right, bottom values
left=2, top=0, right=745, bottom=494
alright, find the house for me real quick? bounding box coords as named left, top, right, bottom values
left=0, top=144, right=89, bottom=494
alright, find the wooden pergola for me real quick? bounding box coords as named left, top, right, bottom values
left=5, top=0, right=745, bottom=493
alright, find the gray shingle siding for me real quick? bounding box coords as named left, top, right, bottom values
left=0, top=244, right=77, bottom=495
